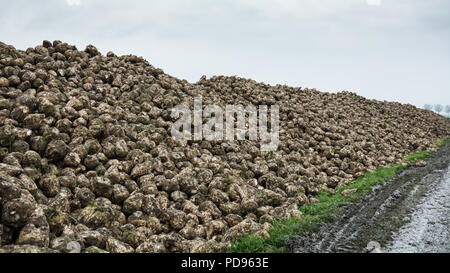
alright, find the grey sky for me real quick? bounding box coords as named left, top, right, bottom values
left=1, top=0, right=449, bottom=108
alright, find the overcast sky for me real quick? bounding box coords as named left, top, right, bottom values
left=1, top=0, right=449, bottom=108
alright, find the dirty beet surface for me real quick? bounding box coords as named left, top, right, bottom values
left=286, top=143, right=450, bottom=253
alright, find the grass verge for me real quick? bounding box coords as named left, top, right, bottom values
left=404, top=150, right=430, bottom=162
left=436, top=138, right=450, bottom=148
left=227, top=137, right=449, bottom=253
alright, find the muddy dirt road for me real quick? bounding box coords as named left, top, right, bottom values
left=286, top=143, right=450, bottom=253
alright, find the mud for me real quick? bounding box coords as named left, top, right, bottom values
left=286, top=143, right=450, bottom=253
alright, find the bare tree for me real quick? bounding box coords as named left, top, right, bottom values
left=424, top=104, right=433, bottom=111
left=434, top=104, right=443, bottom=113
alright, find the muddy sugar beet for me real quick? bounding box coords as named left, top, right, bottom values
left=0, top=40, right=449, bottom=253
left=170, top=96, right=280, bottom=151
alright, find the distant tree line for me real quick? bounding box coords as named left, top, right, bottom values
left=424, top=104, right=450, bottom=117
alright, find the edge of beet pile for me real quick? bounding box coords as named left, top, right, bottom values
left=228, top=138, right=450, bottom=253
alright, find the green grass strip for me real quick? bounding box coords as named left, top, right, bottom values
left=227, top=137, right=449, bottom=253
left=436, top=138, right=450, bottom=148
left=404, top=150, right=430, bottom=162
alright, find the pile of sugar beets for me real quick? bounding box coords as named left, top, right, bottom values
left=0, top=40, right=449, bottom=253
